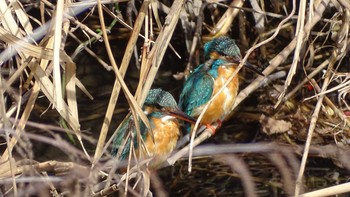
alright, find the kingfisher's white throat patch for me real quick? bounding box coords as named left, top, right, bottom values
left=161, top=115, right=175, bottom=122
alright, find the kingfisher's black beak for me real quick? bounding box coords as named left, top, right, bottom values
left=243, top=61, right=264, bottom=76
left=225, top=56, right=264, bottom=76
left=167, top=107, right=196, bottom=124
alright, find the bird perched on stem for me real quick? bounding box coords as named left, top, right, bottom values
left=112, top=89, right=195, bottom=166
left=179, top=36, right=262, bottom=134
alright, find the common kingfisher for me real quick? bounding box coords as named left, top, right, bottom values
left=179, top=36, right=260, bottom=134
left=112, top=89, right=195, bottom=165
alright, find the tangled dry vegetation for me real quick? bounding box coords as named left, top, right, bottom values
left=1, top=0, right=350, bottom=196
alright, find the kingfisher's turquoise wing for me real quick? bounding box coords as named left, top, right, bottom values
left=111, top=115, right=147, bottom=160
left=111, top=115, right=133, bottom=159
left=179, top=66, right=214, bottom=117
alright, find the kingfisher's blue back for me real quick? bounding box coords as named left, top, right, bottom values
left=179, top=59, right=229, bottom=116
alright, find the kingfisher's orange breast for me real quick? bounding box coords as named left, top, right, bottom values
left=195, top=65, right=239, bottom=125
left=141, top=116, right=180, bottom=161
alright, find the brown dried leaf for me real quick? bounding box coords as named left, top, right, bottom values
left=260, top=114, right=292, bottom=135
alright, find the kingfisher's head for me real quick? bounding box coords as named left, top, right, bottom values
left=144, top=89, right=196, bottom=123
left=204, top=36, right=264, bottom=76
left=204, top=36, right=241, bottom=60
left=144, top=89, right=178, bottom=111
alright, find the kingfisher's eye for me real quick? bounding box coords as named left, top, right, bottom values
left=217, top=51, right=226, bottom=56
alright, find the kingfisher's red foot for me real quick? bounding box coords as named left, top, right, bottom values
left=205, top=124, right=217, bottom=135
left=205, top=120, right=223, bottom=135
